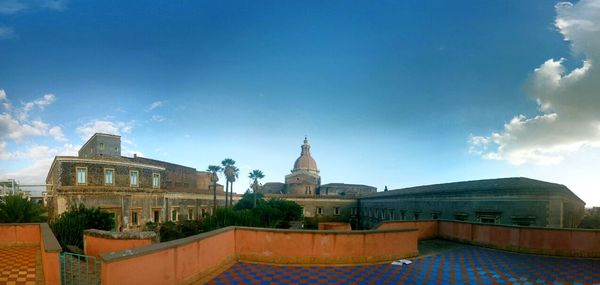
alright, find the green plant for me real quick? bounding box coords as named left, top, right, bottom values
left=50, top=204, right=115, bottom=249
left=159, top=221, right=185, bottom=242
left=0, top=193, right=47, bottom=223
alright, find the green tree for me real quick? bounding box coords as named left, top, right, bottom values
left=207, top=165, right=222, bottom=214
left=50, top=204, right=115, bottom=249
left=221, top=158, right=236, bottom=208
left=229, top=166, right=239, bottom=207
left=0, top=193, right=47, bottom=223
left=249, top=169, right=265, bottom=208
left=234, top=190, right=265, bottom=210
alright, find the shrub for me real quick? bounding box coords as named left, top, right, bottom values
left=0, top=193, right=47, bottom=223
left=50, top=204, right=115, bottom=249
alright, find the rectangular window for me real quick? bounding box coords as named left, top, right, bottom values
left=130, top=170, right=139, bottom=187
left=76, top=167, right=87, bottom=185
left=317, top=207, right=323, bottom=215
left=187, top=208, right=194, bottom=220
left=171, top=208, right=179, bottom=221
left=333, top=207, right=340, bottom=215
left=152, top=173, right=160, bottom=189
left=201, top=208, right=206, bottom=218
left=104, top=169, right=114, bottom=185
left=131, top=211, right=139, bottom=225
left=99, top=143, right=104, bottom=150
left=153, top=210, right=160, bottom=223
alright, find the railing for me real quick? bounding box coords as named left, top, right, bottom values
left=60, top=252, right=101, bottom=285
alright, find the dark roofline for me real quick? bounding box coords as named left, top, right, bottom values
left=360, top=177, right=585, bottom=204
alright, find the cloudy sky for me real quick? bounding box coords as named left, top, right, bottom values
left=1, top=0, right=599, bottom=206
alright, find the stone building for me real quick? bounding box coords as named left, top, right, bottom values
left=358, top=177, right=586, bottom=229
left=45, top=133, right=224, bottom=231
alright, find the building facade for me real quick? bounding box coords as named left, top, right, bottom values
left=358, top=177, right=586, bottom=229
left=46, top=133, right=224, bottom=231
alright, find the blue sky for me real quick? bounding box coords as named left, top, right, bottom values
left=1, top=0, right=599, bottom=206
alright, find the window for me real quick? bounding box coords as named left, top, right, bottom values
left=171, top=208, right=179, bottom=221
left=76, top=167, right=87, bottom=185
left=104, top=169, right=114, bottom=185
left=130, top=170, right=139, bottom=187
left=201, top=208, right=206, bottom=218
left=414, top=212, right=420, bottom=220
left=99, top=143, right=104, bottom=150
left=431, top=212, right=441, bottom=220
left=333, top=207, right=340, bottom=215
left=153, top=210, right=160, bottom=223
left=131, top=211, right=139, bottom=226
left=317, top=207, right=323, bottom=215
left=187, top=208, right=194, bottom=220
left=454, top=213, right=468, bottom=221
left=480, top=217, right=496, bottom=224
left=152, top=173, right=160, bottom=189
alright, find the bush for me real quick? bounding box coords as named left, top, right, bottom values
left=50, top=204, right=115, bottom=249
left=0, top=193, right=47, bottom=223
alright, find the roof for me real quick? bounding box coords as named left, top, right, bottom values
left=361, top=177, right=585, bottom=204
left=79, top=133, right=121, bottom=153
left=321, top=183, right=376, bottom=189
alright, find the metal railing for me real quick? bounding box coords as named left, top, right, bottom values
left=60, top=252, right=101, bottom=285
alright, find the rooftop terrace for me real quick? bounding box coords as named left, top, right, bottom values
left=208, top=240, right=600, bottom=284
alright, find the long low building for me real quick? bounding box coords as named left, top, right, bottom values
left=358, top=177, right=585, bottom=229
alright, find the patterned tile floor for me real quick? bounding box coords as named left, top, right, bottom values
left=208, top=244, right=600, bottom=285
left=0, top=246, right=43, bottom=285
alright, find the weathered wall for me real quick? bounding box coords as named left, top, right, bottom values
left=100, top=226, right=419, bottom=285
left=100, top=228, right=236, bottom=285
left=318, top=222, right=352, bottom=230
left=0, top=223, right=40, bottom=245
left=438, top=220, right=600, bottom=257
left=84, top=230, right=156, bottom=257
left=40, top=223, right=61, bottom=285
left=235, top=227, right=418, bottom=264
left=376, top=220, right=439, bottom=240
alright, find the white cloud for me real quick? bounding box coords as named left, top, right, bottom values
left=470, top=0, right=600, bottom=165
left=0, top=0, right=67, bottom=14
left=145, top=101, right=166, bottom=112
left=0, top=91, right=64, bottom=141
left=0, top=25, right=15, bottom=39
left=151, top=115, right=165, bottom=122
left=0, top=142, right=77, bottom=160
left=75, top=119, right=135, bottom=140
left=0, top=0, right=27, bottom=14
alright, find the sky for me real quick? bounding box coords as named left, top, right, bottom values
left=0, top=0, right=599, bottom=206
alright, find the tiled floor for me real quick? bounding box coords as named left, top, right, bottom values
left=208, top=244, right=600, bottom=285
left=0, top=246, right=43, bottom=285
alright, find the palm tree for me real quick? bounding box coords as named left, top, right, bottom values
left=207, top=165, right=222, bottom=215
left=249, top=169, right=265, bottom=208
left=221, top=158, right=236, bottom=208
left=229, top=166, right=239, bottom=207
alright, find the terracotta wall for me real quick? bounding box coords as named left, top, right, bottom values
left=375, top=220, right=439, bottom=240
left=0, top=224, right=40, bottom=245
left=235, top=227, right=418, bottom=264
left=100, top=228, right=236, bottom=285
left=40, top=223, right=61, bottom=285
left=438, top=221, right=600, bottom=257
left=318, top=222, right=352, bottom=230
left=100, top=226, right=419, bottom=285
left=84, top=234, right=154, bottom=257
left=0, top=224, right=61, bottom=285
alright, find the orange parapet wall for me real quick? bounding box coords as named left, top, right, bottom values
left=318, top=222, right=352, bottom=230
left=0, top=223, right=62, bottom=285
left=235, top=227, right=418, bottom=264
left=376, top=220, right=439, bottom=240
left=99, top=226, right=419, bottom=285
left=83, top=229, right=156, bottom=257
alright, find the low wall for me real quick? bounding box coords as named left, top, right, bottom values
left=100, top=227, right=236, bottom=285
left=84, top=229, right=156, bottom=257
left=40, top=223, right=61, bottom=285
left=0, top=223, right=40, bottom=245
left=438, top=220, right=600, bottom=257
left=375, top=220, right=439, bottom=240
left=235, top=227, right=418, bottom=264
left=100, top=226, right=419, bottom=285
left=318, top=222, right=352, bottom=231
left=0, top=223, right=62, bottom=285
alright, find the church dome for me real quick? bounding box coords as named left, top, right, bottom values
left=292, top=137, right=319, bottom=174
